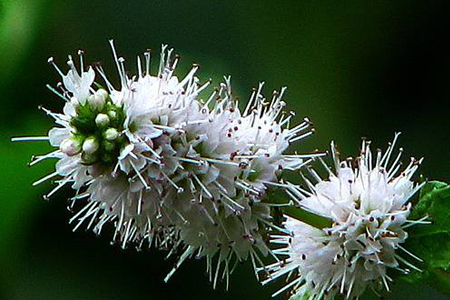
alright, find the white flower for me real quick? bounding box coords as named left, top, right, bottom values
left=72, top=173, right=173, bottom=250
left=60, top=54, right=95, bottom=105
left=262, top=133, right=426, bottom=299
left=59, top=137, right=82, bottom=156
left=89, top=89, right=108, bottom=110
left=162, top=78, right=320, bottom=287
left=13, top=41, right=319, bottom=288
left=13, top=41, right=211, bottom=248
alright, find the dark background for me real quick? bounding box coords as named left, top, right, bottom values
left=1, top=1, right=449, bottom=299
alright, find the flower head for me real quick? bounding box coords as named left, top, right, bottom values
left=13, top=41, right=319, bottom=288
left=163, top=78, right=318, bottom=287
left=14, top=41, right=211, bottom=247
left=263, top=134, right=425, bottom=299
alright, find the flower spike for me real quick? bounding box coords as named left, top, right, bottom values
left=13, top=41, right=319, bottom=289
left=262, top=134, right=426, bottom=299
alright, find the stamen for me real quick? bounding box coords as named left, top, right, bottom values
left=95, top=65, right=115, bottom=91
left=11, top=136, right=50, bottom=142
left=45, top=175, right=72, bottom=199
left=137, top=55, right=143, bottom=78
left=164, top=246, right=194, bottom=283
left=380, top=132, right=401, bottom=168
left=78, top=50, right=84, bottom=72
left=109, top=39, right=126, bottom=87
left=144, top=50, right=151, bottom=75
left=46, top=84, right=69, bottom=101
left=130, top=160, right=150, bottom=190
left=158, top=44, right=168, bottom=77
left=47, top=57, right=64, bottom=77
left=32, top=171, right=59, bottom=186
left=289, top=129, right=314, bottom=143
left=192, top=174, right=213, bottom=198
left=161, top=170, right=183, bottom=193
left=395, top=254, right=422, bottom=272
left=396, top=245, right=423, bottom=262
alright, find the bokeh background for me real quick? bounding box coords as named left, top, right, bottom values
left=1, top=1, right=449, bottom=299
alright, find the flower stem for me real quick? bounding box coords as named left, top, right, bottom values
left=266, top=189, right=333, bottom=229
left=282, top=206, right=333, bottom=229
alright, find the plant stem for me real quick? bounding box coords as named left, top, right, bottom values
left=282, top=206, right=333, bottom=229
left=266, top=189, right=333, bottom=229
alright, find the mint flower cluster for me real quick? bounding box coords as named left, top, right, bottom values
left=14, top=41, right=437, bottom=300
left=14, top=41, right=316, bottom=288
left=262, top=136, right=424, bottom=299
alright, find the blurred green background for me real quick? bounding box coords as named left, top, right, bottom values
left=1, top=1, right=449, bottom=299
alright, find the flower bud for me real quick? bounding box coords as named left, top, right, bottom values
left=103, top=140, right=115, bottom=152
left=104, top=128, right=119, bottom=141
left=70, top=96, right=79, bottom=107
left=81, top=152, right=97, bottom=164
left=101, top=152, right=113, bottom=163
left=95, top=113, right=110, bottom=127
left=96, top=89, right=109, bottom=100
left=60, top=137, right=81, bottom=156
left=82, top=136, right=99, bottom=154
left=108, top=110, right=117, bottom=120
left=89, top=89, right=108, bottom=110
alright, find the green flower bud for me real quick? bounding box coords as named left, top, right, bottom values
left=104, top=128, right=119, bottom=141
left=101, top=152, right=113, bottom=163
left=108, top=110, right=117, bottom=120
left=103, top=140, right=115, bottom=152
left=95, top=113, right=110, bottom=128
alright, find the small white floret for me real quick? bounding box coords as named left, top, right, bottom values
left=96, top=89, right=108, bottom=100
left=95, top=113, right=110, bottom=127
left=60, top=138, right=81, bottom=156
left=104, top=128, right=119, bottom=141
left=88, top=89, right=108, bottom=110
left=82, top=137, right=99, bottom=154
left=70, top=96, right=79, bottom=107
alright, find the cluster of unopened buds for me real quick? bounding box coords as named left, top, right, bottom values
left=13, top=40, right=428, bottom=299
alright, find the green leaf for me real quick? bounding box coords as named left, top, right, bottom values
left=401, top=181, right=450, bottom=296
